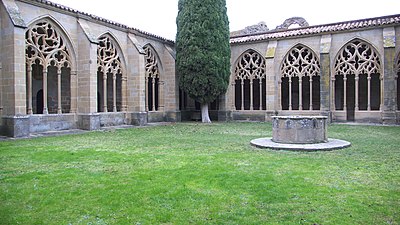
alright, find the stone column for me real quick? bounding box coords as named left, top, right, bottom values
left=127, top=34, right=148, bottom=125
left=158, top=80, right=165, bottom=112
left=57, top=69, right=62, bottom=114
left=309, top=76, right=313, bottom=110
left=319, top=35, right=332, bottom=119
left=299, top=77, right=303, bottom=110
left=265, top=41, right=277, bottom=120
left=355, top=75, right=359, bottom=111
left=381, top=27, right=397, bottom=124
left=70, top=70, right=77, bottom=113
left=103, top=73, right=107, bottom=112
left=27, top=63, right=33, bottom=114
left=42, top=69, right=48, bottom=114
left=76, top=19, right=100, bottom=130
left=0, top=19, right=29, bottom=137
left=145, top=75, right=149, bottom=111
left=288, top=77, right=292, bottom=110
left=121, top=76, right=127, bottom=111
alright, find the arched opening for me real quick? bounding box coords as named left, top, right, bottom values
left=333, top=39, right=382, bottom=121
left=25, top=20, right=72, bottom=114
left=144, top=45, right=160, bottom=112
left=96, top=35, right=123, bottom=113
left=280, top=44, right=320, bottom=110
left=234, top=50, right=266, bottom=110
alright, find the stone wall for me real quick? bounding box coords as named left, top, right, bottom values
left=0, top=0, right=178, bottom=137
left=227, top=26, right=400, bottom=124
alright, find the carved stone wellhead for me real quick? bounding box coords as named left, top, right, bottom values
left=272, top=116, right=328, bottom=144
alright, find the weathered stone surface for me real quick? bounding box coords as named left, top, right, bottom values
left=78, top=114, right=100, bottom=130
left=1, top=116, right=30, bottom=137
left=130, top=112, right=148, bottom=126
left=99, top=112, right=126, bottom=127
left=272, top=116, right=328, bottom=144
left=30, top=114, right=77, bottom=133
left=240, top=22, right=269, bottom=35
left=275, top=17, right=309, bottom=30
left=250, top=137, right=351, bottom=151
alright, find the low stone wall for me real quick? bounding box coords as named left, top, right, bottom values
left=30, top=114, right=77, bottom=133
left=99, top=112, right=126, bottom=127
left=232, top=111, right=266, bottom=121
left=148, top=111, right=164, bottom=122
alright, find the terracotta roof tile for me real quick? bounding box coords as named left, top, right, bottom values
left=231, top=14, right=400, bottom=44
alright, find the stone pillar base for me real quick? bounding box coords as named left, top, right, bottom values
left=320, top=111, right=333, bottom=123
left=218, top=110, right=232, bottom=121
left=130, top=112, right=148, bottom=126
left=265, top=110, right=278, bottom=122
left=381, top=111, right=397, bottom=125
left=1, top=116, right=30, bottom=137
left=165, top=111, right=181, bottom=122
left=78, top=114, right=100, bottom=130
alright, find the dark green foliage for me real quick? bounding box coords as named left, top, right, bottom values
left=176, top=0, right=231, bottom=104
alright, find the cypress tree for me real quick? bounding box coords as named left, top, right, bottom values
left=176, top=0, right=231, bottom=123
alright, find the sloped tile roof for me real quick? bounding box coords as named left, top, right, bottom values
left=230, top=14, right=400, bottom=44
left=23, top=0, right=174, bottom=44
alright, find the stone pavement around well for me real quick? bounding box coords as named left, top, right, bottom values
left=250, top=137, right=351, bottom=151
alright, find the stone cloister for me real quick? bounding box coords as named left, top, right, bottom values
left=1, top=0, right=400, bottom=137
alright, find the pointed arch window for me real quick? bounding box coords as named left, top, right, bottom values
left=144, top=45, right=160, bottom=111
left=97, top=35, right=123, bottom=112
left=280, top=45, right=320, bottom=110
left=234, top=50, right=266, bottom=110
left=25, top=20, right=72, bottom=114
left=333, top=39, right=382, bottom=113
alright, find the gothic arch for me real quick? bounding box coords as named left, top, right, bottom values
left=26, top=15, right=77, bottom=68
left=333, top=38, right=382, bottom=120
left=143, top=44, right=162, bottom=111
left=233, top=49, right=266, bottom=110
left=96, top=34, right=126, bottom=112
left=97, top=32, right=127, bottom=75
left=25, top=17, right=76, bottom=114
left=280, top=44, right=320, bottom=110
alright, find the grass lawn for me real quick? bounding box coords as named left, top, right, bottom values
left=0, top=122, right=399, bottom=224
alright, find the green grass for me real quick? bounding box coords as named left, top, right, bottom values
left=0, top=122, right=399, bottom=224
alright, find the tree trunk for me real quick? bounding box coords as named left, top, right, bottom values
left=201, top=103, right=211, bottom=123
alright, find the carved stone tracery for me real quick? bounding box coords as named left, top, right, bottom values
left=281, top=45, right=320, bottom=78
left=97, top=36, right=122, bottom=75
left=144, top=45, right=159, bottom=78
left=334, top=40, right=381, bottom=76
left=235, top=50, right=266, bottom=80
left=97, top=36, right=123, bottom=112
left=26, top=21, right=71, bottom=70
left=25, top=20, right=72, bottom=114
left=144, top=45, right=160, bottom=111
left=234, top=50, right=266, bottom=111
left=280, top=45, right=320, bottom=111
left=333, top=39, right=382, bottom=112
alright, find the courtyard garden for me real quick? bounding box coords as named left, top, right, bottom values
left=0, top=122, right=399, bottom=224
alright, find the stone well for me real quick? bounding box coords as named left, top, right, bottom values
left=272, top=116, right=328, bottom=144
left=250, top=115, right=351, bottom=151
